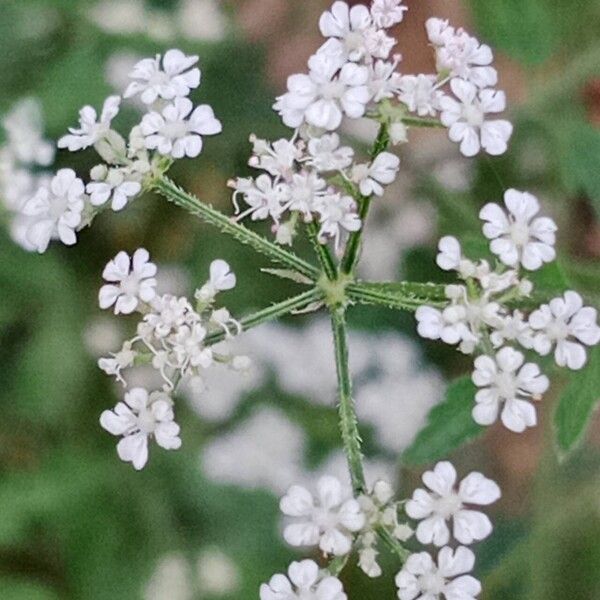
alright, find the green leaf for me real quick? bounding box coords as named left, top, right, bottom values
left=469, top=0, right=557, bottom=64
left=530, top=258, right=571, bottom=294
left=0, top=578, right=59, bottom=600
left=554, top=346, right=600, bottom=457
left=403, top=377, right=484, bottom=465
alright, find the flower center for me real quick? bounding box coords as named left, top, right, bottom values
left=462, top=103, right=484, bottom=127
left=510, top=221, right=531, bottom=246
left=149, top=70, right=171, bottom=88
left=546, top=318, right=569, bottom=342
left=136, top=407, right=156, bottom=435
left=320, top=80, right=345, bottom=101
left=312, top=507, right=338, bottom=531
left=120, top=273, right=141, bottom=297
left=49, top=194, right=70, bottom=220
left=327, top=205, right=344, bottom=222
left=345, top=31, right=365, bottom=53
left=419, top=572, right=446, bottom=596
left=433, top=492, right=462, bottom=518
left=495, top=371, right=518, bottom=400
left=162, top=120, right=189, bottom=140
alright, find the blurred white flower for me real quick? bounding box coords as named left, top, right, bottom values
left=144, top=554, right=192, bottom=600
left=196, top=548, right=240, bottom=596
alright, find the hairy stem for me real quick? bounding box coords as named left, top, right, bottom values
left=330, top=306, right=366, bottom=495
left=153, top=176, right=320, bottom=281
left=400, top=116, right=445, bottom=128
left=340, top=123, right=390, bottom=275
left=346, top=281, right=448, bottom=311
left=305, top=221, right=338, bottom=281
left=204, top=287, right=324, bottom=346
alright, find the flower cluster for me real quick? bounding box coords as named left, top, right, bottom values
left=20, top=49, right=221, bottom=254
left=229, top=132, right=399, bottom=249
left=416, top=189, right=600, bottom=432
left=0, top=99, right=55, bottom=251
left=262, top=460, right=499, bottom=600
left=98, top=250, right=249, bottom=469
left=396, top=461, right=500, bottom=600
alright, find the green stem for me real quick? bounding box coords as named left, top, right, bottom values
left=329, top=306, right=366, bottom=495
left=153, top=176, right=320, bottom=281
left=340, top=123, right=390, bottom=275
left=305, top=221, right=338, bottom=281
left=376, top=525, right=410, bottom=563
left=204, top=288, right=323, bottom=346
left=346, top=281, right=448, bottom=311
left=401, top=116, right=445, bottom=128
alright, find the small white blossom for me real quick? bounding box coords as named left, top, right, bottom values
left=140, top=97, right=222, bottom=158
left=100, top=387, right=181, bottom=470
left=480, top=189, right=557, bottom=270
left=98, top=341, right=137, bottom=385
left=425, top=18, right=497, bottom=88
left=529, top=291, right=600, bottom=370
left=368, top=59, right=402, bottom=102
left=248, top=135, right=302, bottom=179
left=99, top=248, right=158, bottom=314
left=440, top=79, right=512, bottom=157
left=319, top=1, right=373, bottom=62
left=124, top=49, right=200, bottom=104
left=371, top=0, right=407, bottom=28
left=314, top=192, right=361, bottom=250
left=86, top=166, right=142, bottom=211
left=436, top=236, right=476, bottom=278
left=260, top=560, right=346, bottom=600
left=195, top=259, right=236, bottom=304
left=231, top=175, right=289, bottom=223
left=490, top=310, right=534, bottom=349
left=58, top=96, right=121, bottom=152
left=398, top=74, right=443, bottom=117
left=307, top=133, right=354, bottom=172
left=280, top=475, right=365, bottom=556
left=396, top=546, right=481, bottom=600
left=406, top=461, right=500, bottom=546
left=22, top=168, right=85, bottom=252
left=351, top=151, right=400, bottom=196
left=288, top=171, right=327, bottom=219
left=274, top=53, right=371, bottom=131
left=472, top=347, right=549, bottom=432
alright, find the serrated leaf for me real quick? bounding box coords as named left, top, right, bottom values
left=554, top=346, right=600, bottom=457
left=403, top=377, right=484, bottom=465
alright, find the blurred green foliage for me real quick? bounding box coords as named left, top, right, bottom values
left=0, top=1, right=599, bottom=599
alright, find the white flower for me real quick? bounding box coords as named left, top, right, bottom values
left=406, top=461, right=500, bottom=546
left=472, top=347, right=549, bottom=432
left=280, top=475, right=365, bottom=556
left=436, top=236, right=476, bottom=278
left=307, top=133, right=354, bottom=171
left=100, top=387, right=181, bottom=470
left=425, top=18, right=454, bottom=46
left=319, top=1, right=373, bottom=62
left=58, top=96, right=121, bottom=152
left=3, top=98, right=54, bottom=166
left=288, top=171, right=327, bottom=219
left=395, top=546, right=481, bottom=600
left=124, top=49, right=200, bottom=104
left=314, top=192, right=361, bottom=250
left=99, top=248, right=158, bottom=314
left=368, top=59, right=402, bottom=102
left=351, top=151, right=399, bottom=196
left=398, top=74, right=443, bottom=117
left=248, top=135, right=301, bottom=179
left=260, top=560, right=346, bottom=600
left=274, top=53, right=371, bottom=131
left=195, top=259, right=236, bottom=304
left=479, top=189, right=557, bottom=270
left=98, top=341, right=137, bottom=385
left=140, top=97, right=222, bottom=158
left=529, top=291, right=600, bottom=370
left=86, top=166, right=142, bottom=211
left=231, top=175, right=289, bottom=222
left=440, top=79, right=512, bottom=157
left=22, top=168, right=85, bottom=252
left=370, top=0, right=407, bottom=28
left=438, top=33, right=497, bottom=89
left=490, top=310, right=534, bottom=349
